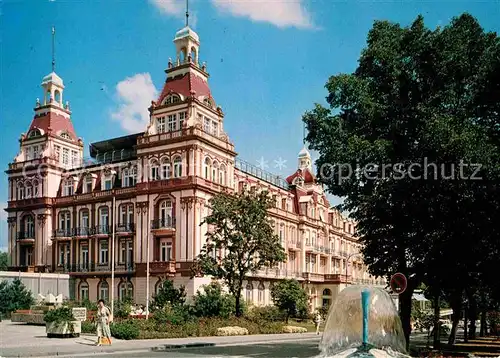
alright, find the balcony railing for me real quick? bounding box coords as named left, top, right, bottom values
left=73, top=227, right=91, bottom=236
left=60, top=262, right=136, bottom=273
left=54, top=228, right=72, bottom=238
left=116, top=223, right=135, bottom=233
left=94, top=225, right=110, bottom=235
left=149, top=261, right=176, bottom=274
left=151, top=217, right=176, bottom=230
left=16, top=231, right=35, bottom=240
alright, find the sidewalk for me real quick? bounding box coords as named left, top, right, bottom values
left=0, top=321, right=319, bottom=357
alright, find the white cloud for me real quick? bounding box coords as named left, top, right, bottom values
left=149, top=0, right=185, bottom=17
left=110, top=73, right=158, bottom=134
left=211, top=0, right=314, bottom=29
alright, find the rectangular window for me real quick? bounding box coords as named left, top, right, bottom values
left=211, top=121, right=218, bottom=136
left=168, top=114, right=177, bottom=132
left=80, top=211, right=89, bottom=228
left=160, top=242, right=173, bottom=261
left=157, top=117, right=166, bottom=133
left=104, top=177, right=112, bottom=190
left=84, top=177, right=93, bottom=193
left=26, top=185, right=32, bottom=198
left=204, top=118, right=210, bottom=132
left=120, top=241, right=126, bottom=263
left=54, top=145, right=61, bottom=162
left=99, top=240, right=109, bottom=264
left=25, top=147, right=32, bottom=161
left=63, top=181, right=74, bottom=196
left=62, top=148, right=69, bottom=165
left=71, top=150, right=78, bottom=167
left=179, top=111, right=186, bottom=129
left=33, top=145, right=39, bottom=159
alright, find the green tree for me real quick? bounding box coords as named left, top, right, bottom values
left=302, top=13, right=500, bottom=349
left=0, top=279, right=34, bottom=317
left=192, top=190, right=286, bottom=317
left=150, top=280, right=186, bottom=311
left=270, top=279, right=308, bottom=323
left=0, top=251, right=9, bottom=271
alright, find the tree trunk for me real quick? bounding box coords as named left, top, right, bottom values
left=468, top=296, right=477, bottom=340
left=464, top=304, right=468, bottom=343
left=235, top=293, right=242, bottom=317
left=433, top=295, right=441, bottom=349
left=448, top=299, right=462, bottom=345
left=399, top=285, right=414, bottom=352
left=480, top=310, right=487, bottom=337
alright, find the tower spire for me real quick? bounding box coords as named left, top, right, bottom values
left=51, top=26, right=56, bottom=72
left=185, top=0, right=189, bottom=27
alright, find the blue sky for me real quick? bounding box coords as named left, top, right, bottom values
left=1, top=0, right=499, bottom=250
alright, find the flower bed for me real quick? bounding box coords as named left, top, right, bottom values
left=216, top=326, right=249, bottom=336
left=282, top=325, right=308, bottom=333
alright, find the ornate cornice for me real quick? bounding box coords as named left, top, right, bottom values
left=7, top=217, right=16, bottom=227
left=37, top=214, right=48, bottom=225
left=180, top=197, right=194, bottom=210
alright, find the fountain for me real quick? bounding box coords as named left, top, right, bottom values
left=319, top=286, right=411, bottom=357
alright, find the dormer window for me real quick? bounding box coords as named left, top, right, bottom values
left=164, top=94, right=180, bottom=105
left=203, top=118, right=210, bottom=133
left=28, top=129, right=42, bottom=138
left=60, top=132, right=71, bottom=140
left=211, top=121, right=218, bottom=136
left=203, top=98, right=214, bottom=108
left=123, top=166, right=137, bottom=187
left=83, top=175, right=93, bottom=193
left=63, top=179, right=74, bottom=196
left=103, top=176, right=113, bottom=191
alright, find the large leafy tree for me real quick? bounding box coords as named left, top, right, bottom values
left=150, top=279, right=186, bottom=311
left=0, top=279, right=34, bottom=317
left=0, top=251, right=9, bottom=271
left=192, top=190, right=286, bottom=317
left=303, top=13, right=500, bottom=348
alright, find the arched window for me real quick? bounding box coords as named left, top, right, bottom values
left=79, top=281, right=89, bottom=301
left=212, top=161, right=219, bottom=183
left=54, top=90, right=61, bottom=104
left=173, top=156, right=182, bottom=178
left=219, top=164, right=226, bottom=185
left=118, top=280, right=133, bottom=301
left=258, top=282, right=265, bottom=305
left=60, top=132, right=71, bottom=140
left=150, top=159, right=159, bottom=181
left=98, top=281, right=109, bottom=301
left=322, top=289, right=332, bottom=296
left=29, top=129, right=41, bottom=138
left=17, top=182, right=25, bottom=200
left=25, top=181, right=33, bottom=199
left=204, top=157, right=211, bottom=180
left=164, top=94, right=180, bottom=105
left=160, top=200, right=173, bottom=227
left=245, top=283, right=253, bottom=303
left=122, top=166, right=137, bottom=187
left=58, top=211, right=71, bottom=233
left=32, top=180, right=39, bottom=198
left=22, top=215, right=35, bottom=238
left=161, top=158, right=171, bottom=179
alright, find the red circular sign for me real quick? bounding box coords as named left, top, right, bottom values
left=390, top=273, right=407, bottom=294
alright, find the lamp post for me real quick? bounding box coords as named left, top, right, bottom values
left=345, top=252, right=362, bottom=284
left=111, top=195, right=116, bottom=317
left=145, top=206, right=150, bottom=320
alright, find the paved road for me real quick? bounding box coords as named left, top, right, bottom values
left=68, top=340, right=322, bottom=358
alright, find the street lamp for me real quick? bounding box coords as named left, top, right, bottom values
left=345, top=252, right=362, bottom=283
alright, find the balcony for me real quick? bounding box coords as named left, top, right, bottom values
left=93, top=225, right=110, bottom=235
left=53, top=228, right=72, bottom=238
left=302, top=272, right=325, bottom=282
left=16, top=231, right=35, bottom=241
left=62, top=262, right=135, bottom=273
left=324, top=274, right=351, bottom=284
left=149, top=261, right=176, bottom=274
left=116, top=222, right=135, bottom=233
left=74, top=227, right=91, bottom=237
left=151, top=217, right=176, bottom=230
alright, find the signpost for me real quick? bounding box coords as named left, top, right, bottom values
left=72, top=307, right=87, bottom=322
left=390, top=273, right=407, bottom=295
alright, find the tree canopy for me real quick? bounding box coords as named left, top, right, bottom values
left=303, top=13, right=500, bottom=347
left=270, top=279, right=309, bottom=323
left=192, top=190, right=286, bottom=316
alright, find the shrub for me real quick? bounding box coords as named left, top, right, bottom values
left=110, top=320, right=140, bottom=340
left=0, top=279, right=34, bottom=318
left=114, top=296, right=133, bottom=319
left=216, top=326, right=249, bottom=336
left=44, top=306, right=75, bottom=323
left=193, top=282, right=241, bottom=318
left=151, top=280, right=186, bottom=311
left=153, top=304, right=194, bottom=326
left=282, top=325, right=308, bottom=333
left=247, top=306, right=286, bottom=322
left=81, top=320, right=96, bottom=333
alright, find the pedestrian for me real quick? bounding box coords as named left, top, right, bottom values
left=315, top=311, right=323, bottom=335
left=96, top=299, right=112, bottom=346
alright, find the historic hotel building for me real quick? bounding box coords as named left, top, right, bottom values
left=5, top=24, right=384, bottom=310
